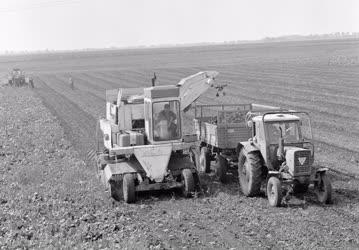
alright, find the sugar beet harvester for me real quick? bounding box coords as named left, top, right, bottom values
left=96, top=71, right=218, bottom=203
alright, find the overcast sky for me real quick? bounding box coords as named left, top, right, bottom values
left=0, top=0, right=358, bottom=52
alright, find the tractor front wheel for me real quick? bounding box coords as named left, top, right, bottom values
left=215, top=154, right=228, bottom=183
left=123, top=174, right=136, bottom=203
left=181, top=169, right=195, bottom=198
left=238, top=150, right=262, bottom=196
left=199, top=147, right=211, bottom=173
left=267, top=177, right=282, bottom=207
left=315, top=172, right=332, bottom=204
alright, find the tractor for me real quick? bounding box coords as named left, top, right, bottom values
left=8, top=68, right=34, bottom=88
left=96, top=71, right=218, bottom=203
left=237, top=111, right=332, bottom=207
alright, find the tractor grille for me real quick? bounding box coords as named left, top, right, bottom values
left=294, top=150, right=311, bottom=174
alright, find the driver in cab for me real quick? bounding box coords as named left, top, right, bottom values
left=156, top=104, right=177, bottom=139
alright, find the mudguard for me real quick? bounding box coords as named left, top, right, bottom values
left=103, top=160, right=143, bottom=183
left=316, top=167, right=328, bottom=173
left=238, top=141, right=259, bottom=155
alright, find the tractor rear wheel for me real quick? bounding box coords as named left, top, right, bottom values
left=238, top=150, right=262, bottom=196
left=181, top=169, right=195, bottom=197
left=123, top=174, right=136, bottom=203
left=267, top=177, right=282, bottom=207
left=215, top=154, right=228, bottom=183
left=315, top=172, right=332, bottom=204
left=199, top=147, right=211, bottom=173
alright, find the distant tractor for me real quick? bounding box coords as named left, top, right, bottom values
left=8, top=68, right=34, bottom=88
left=237, top=111, right=332, bottom=207
left=96, top=71, right=218, bottom=203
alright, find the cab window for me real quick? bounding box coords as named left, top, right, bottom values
left=153, top=101, right=181, bottom=141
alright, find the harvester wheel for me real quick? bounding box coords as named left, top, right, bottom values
left=123, top=174, right=136, bottom=203
left=267, top=177, right=282, bottom=207
left=110, top=181, right=121, bottom=201
left=215, top=154, right=228, bottom=183
left=315, top=172, right=332, bottom=204
left=199, top=147, right=211, bottom=173
left=238, top=150, right=262, bottom=196
left=181, top=169, right=195, bottom=198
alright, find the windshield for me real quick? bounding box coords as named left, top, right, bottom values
left=266, top=121, right=300, bottom=144
left=153, top=101, right=181, bottom=141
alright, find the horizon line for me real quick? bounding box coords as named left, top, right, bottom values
left=1, top=32, right=358, bottom=56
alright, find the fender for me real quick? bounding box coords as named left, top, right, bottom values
left=237, top=141, right=259, bottom=155
left=316, top=167, right=328, bottom=173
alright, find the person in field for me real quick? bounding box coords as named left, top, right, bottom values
left=69, top=77, right=74, bottom=90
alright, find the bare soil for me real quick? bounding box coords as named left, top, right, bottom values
left=1, top=39, right=359, bottom=249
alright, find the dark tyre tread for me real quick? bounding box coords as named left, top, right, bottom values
left=267, top=177, right=282, bottom=207
left=215, top=155, right=228, bottom=183
left=182, top=169, right=195, bottom=198
left=238, top=150, right=262, bottom=196
left=315, top=173, right=332, bottom=204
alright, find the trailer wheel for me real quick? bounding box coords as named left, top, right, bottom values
left=267, top=177, right=282, bottom=207
left=315, top=172, right=332, bottom=204
left=215, top=154, right=228, bottom=183
left=181, top=169, right=195, bottom=198
left=189, top=147, right=200, bottom=168
left=199, top=147, right=211, bottom=173
left=238, top=150, right=262, bottom=196
left=123, top=174, right=136, bottom=203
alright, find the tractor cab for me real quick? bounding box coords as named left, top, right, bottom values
left=248, top=112, right=314, bottom=171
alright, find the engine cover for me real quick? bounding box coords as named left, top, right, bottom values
left=285, top=147, right=311, bottom=176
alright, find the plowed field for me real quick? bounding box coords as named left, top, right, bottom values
left=1, top=39, right=359, bottom=249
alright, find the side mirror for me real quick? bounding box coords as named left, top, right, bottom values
left=247, top=120, right=253, bottom=128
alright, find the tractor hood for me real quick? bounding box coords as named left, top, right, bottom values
left=284, top=146, right=312, bottom=176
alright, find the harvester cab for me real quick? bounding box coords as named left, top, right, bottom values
left=97, top=71, right=218, bottom=203
left=238, top=111, right=332, bottom=207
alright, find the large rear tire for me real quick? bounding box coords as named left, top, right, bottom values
left=238, top=150, right=262, bottom=196
left=123, top=174, right=136, bottom=203
left=199, top=147, right=211, bottom=173
left=267, top=177, right=282, bottom=207
left=215, top=154, right=228, bottom=183
left=315, top=172, right=332, bottom=204
left=181, top=169, right=195, bottom=198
